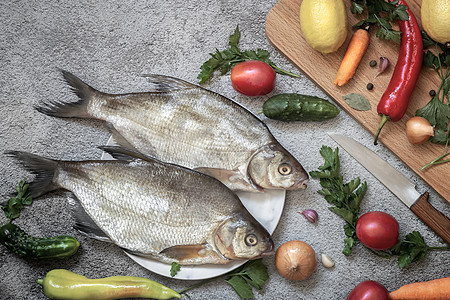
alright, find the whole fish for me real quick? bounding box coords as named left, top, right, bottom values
left=6, top=147, right=274, bottom=265
left=36, top=71, right=308, bottom=192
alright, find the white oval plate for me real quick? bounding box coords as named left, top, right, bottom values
left=101, top=137, right=285, bottom=280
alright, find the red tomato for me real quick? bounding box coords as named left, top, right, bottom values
left=356, top=211, right=399, bottom=250
left=347, top=280, right=389, bottom=300
left=230, top=60, right=276, bottom=96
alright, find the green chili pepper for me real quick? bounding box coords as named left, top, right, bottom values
left=36, top=269, right=181, bottom=300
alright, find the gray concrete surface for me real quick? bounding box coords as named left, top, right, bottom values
left=0, top=0, right=448, bottom=299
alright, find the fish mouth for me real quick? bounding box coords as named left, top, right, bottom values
left=261, top=249, right=274, bottom=257
left=261, top=239, right=275, bottom=257
left=286, top=177, right=309, bottom=190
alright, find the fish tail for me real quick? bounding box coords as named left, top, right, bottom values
left=5, top=151, right=59, bottom=198
left=35, top=70, right=98, bottom=118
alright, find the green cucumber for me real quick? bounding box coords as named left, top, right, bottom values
left=262, top=93, right=339, bottom=122
left=0, top=223, right=80, bottom=259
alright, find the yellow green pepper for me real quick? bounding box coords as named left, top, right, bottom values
left=36, top=269, right=181, bottom=299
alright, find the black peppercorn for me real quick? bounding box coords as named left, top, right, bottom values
left=369, top=60, right=377, bottom=67
left=429, top=90, right=436, bottom=97
left=367, top=83, right=374, bottom=90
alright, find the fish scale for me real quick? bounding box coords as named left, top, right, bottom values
left=92, top=90, right=267, bottom=170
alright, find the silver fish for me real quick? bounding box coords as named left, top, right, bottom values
left=6, top=147, right=274, bottom=265
left=36, top=71, right=309, bottom=192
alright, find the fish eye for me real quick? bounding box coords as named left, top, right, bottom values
left=278, top=163, right=292, bottom=175
left=245, top=234, right=258, bottom=246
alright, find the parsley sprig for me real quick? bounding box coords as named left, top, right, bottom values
left=170, top=262, right=181, bottom=277
left=198, top=26, right=299, bottom=84
left=350, top=0, right=409, bottom=43
left=178, top=259, right=268, bottom=299
left=390, top=231, right=450, bottom=268
left=311, top=146, right=450, bottom=268
left=1, top=180, right=33, bottom=222
left=309, top=146, right=367, bottom=256
left=417, top=31, right=450, bottom=169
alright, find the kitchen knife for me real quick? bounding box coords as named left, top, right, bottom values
left=328, top=133, right=450, bottom=244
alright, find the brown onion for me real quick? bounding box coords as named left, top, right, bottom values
left=274, top=240, right=317, bottom=281
left=405, top=116, right=434, bottom=144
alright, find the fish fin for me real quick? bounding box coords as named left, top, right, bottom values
left=5, top=151, right=59, bottom=198
left=98, top=146, right=155, bottom=162
left=194, top=167, right=264, bottom=192
left=159, top=244, right=214, bottom=261
left=35, top=70, right=96, bottom=118
left=141, top=74, right=198, bottom=92
left=104, top=123, right=140, bottom=152
left=123, top=247, right=230, bottom=265
left=67, top=196, right=112, bottom=243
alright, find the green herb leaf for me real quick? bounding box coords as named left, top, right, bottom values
left=240, top=259, right=268, bottom=290
left=198, top=26, right=299, bottom=83
left=343, top=237, right=355, bottom=256
left=344, top=224, right=355, bottom=238
left=376, top=25, right=401, bottom=43
left=421, top=30, right=436, bottom=49
left=389, top=3, right=409, bottom=21
left=390, top=231, right=431, bottom=268
left=417, top=33, right=450, bottom=168
left=226, top=276, right=254, bottom=299
left=2, top=180, right=33, bottom=222
left=329, top=207, right=355, bottom=225
left=442, top=76, right=450, bottom=97
left=170, top=262, right=181, bottom=277
left=178, top=259, right=269, bottom=298
left=229, top=25, right=240, bottom=48
left=225, top=259, right=269, bottom=299
left=310, top=146, right=367, bottom=255
left=350, top=1, right=365, bottom=14
left=431, top=128, right=450, bottom=145
left=350, top=0, right=408, bottom=42
left=343, top=93, right=372, bottom=111
left=443, top=55, right=450, bottom=68
left=416, top=96, right=450, bottom=131
left=423, top=51, right=438, bottom=70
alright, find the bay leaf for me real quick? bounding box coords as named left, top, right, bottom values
left=343, top=93, right=371, bottom=111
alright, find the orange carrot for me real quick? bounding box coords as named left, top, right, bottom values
left=334, top=28, right=370, bottom=87
left=389, top=276, right=450, bottom=300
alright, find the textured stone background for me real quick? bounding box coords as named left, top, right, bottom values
left=0, top=0, right=448, bottom=299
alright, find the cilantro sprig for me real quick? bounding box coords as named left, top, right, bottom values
left=198, top=26, right=299, bottom=84
left=178, top=259, right=268, bottom=299
left=311, top=146, right=450, bottom=268
left=350, top=0, right=409, bottom=43
left=1, top=180, right=33, bottom=222
left=417, top=31, right=450, bottom=169
left=309, top=146, right=367, bottom=256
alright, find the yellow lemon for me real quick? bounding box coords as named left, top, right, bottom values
left=421, top=0, right=450, bottom=45
left=300, top=0, right=348, bottom=54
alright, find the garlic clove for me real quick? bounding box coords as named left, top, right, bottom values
left=321, top=253, right=335, bottom=268
left=375, top=56, right=390, bottom=78
left=299, top=209, right=319, bottom=223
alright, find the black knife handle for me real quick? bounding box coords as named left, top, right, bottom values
left=410, top=192, right=450, bottom=245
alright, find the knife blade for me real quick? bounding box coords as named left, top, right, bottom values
left=328, top=133, right=450, bottom=244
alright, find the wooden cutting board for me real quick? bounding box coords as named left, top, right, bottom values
left=266, top=0, right=450, bottom=202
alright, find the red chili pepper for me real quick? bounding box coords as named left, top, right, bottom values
left=373, top=0, right=423, bottom=145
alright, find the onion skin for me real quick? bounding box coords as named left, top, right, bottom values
left=274, top=240, right=317, bottom=281
left=406, top=116, right=434, bottom=144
